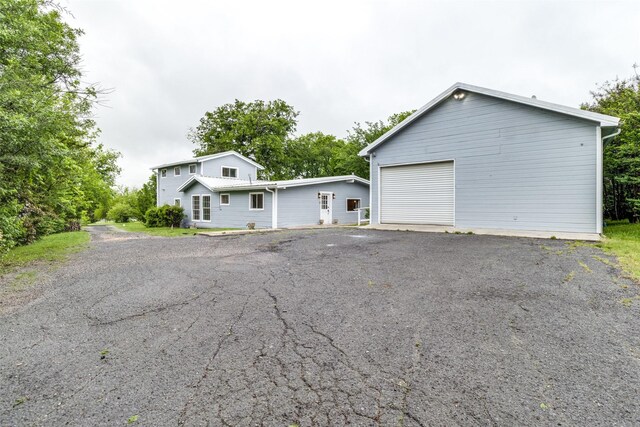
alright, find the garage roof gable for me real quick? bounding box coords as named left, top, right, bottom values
left=358, top=82, right=620, bottom=156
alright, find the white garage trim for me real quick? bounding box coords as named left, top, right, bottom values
left=379, top=159, right=455, bottom=226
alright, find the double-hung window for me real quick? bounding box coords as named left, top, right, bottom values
left=192, top=195, right=200, bottom=221
left=174, top=166, right=181, bottom=176
left=161, top=169, right=167, bottom=178
left=189, top=164, right=196, bottom=174
left=202, top=195, right=211, bottom=221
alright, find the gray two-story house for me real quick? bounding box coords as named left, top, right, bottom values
left=152, top=151, right=369, bottom=229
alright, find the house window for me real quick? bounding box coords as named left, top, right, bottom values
left=161, top=169, right=167, bottom=178
left=202, top=195, right=211, bottom=221
left=220, top=193, right=230, bottom=206
left=222, top=166, right=238, bottom=178
left=174, top=166, right=181, bottom=176
left=174, top=198, right=181, bottom=207
left=192, top=195, right=200, bottom=221
left=189, top=164, right=196, bottom=174
left=250, top=192, right=264, bottom=210
left=346, top=198, right=360, bottom=212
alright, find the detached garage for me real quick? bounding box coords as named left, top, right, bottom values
left=360, top=83, right=620, bottom=238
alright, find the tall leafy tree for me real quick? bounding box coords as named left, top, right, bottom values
left=136, top=174, right=157, bottom=218
left=339, top=110, right=416, bottom=179
left=283, top=132, right=344, bottom=179
left=0, top=0, right=119, bottom=252
left=189, top=99, right=299, bottom=179
left=582, top=70, right=640, bottom=222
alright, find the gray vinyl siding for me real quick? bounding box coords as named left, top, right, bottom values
left=182, top=183, right=272, bottom=229
left=277, top=181, right=369, bottom=227
left=200, top=156, right=258, bottom=180
left=370, top=92, right=598, bottom=233
left=157, top=163, right=201, bottom=207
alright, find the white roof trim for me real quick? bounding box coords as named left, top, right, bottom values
left=177, top=175, right=370, bottom=193
left=358, top=82, right=620, bottom=156
left=151, top=150, right=265, bottom=170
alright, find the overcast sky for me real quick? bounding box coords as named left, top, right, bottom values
left=63, top=0, right=640, bottom=188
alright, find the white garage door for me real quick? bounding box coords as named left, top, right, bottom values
left=380, top=161, right=454, bottom=225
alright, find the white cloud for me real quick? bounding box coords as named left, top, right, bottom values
left=63, top=0, right=640, bottom=187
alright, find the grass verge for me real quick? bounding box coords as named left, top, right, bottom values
left=0, top=231, right=90, bottom=277
left=600, top=220, right=640, bottom=281
left=95, top=221, right=239, bottom=237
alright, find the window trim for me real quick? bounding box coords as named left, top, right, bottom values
left=221, top=165, right=239, bottom=178
left=346, top=197, right=361, bottom=213
left=249, top=192, right=264, bottom=211
left=174, top=166, right=181, bottom=176
left=192, top=194, right=201, bottom=221
left=202, top=194, right=211, bottom=222
left=161, top=169, right=167, bottom=178
left=174, top=198, right=181, bottom=207
left=220, top=193, right=230, bottom=206
left=189, top=164, right=197, bottom=175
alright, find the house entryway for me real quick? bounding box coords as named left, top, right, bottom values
left=319, top=192, right=333, bottom=224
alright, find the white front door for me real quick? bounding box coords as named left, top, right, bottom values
left=319, top=192, right=332, bottom=224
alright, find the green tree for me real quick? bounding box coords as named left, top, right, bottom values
left=0, top=0, right=119, bottom=251
left=189, top=99, right=299, bottom=179
left=337, top=110, right=416, bottom=179
left=582, top=71, right=640, bottom=222
left=283, top=132, right=345, bottom=178
left=136, top=174, right=157, bottom=218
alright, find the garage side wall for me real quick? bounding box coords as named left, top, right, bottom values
left=370, top=93, right=598, bottom=233
left=277, top=182, right=370, bottom=227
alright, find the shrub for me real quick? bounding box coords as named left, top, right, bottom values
left=107, top=202, right=136, bottom=223
left=145, top=207, right=161, bottom=227
left=145, top=205, right=184, bottom=228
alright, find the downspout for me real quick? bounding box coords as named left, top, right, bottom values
left=602, top=128, right=621, bottom=142
left=265, top=186, right=277, bottom=229
left=598, top=127, right=621, bottom=233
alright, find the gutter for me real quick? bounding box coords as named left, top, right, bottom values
left=602, top=128, right=621, bottom=143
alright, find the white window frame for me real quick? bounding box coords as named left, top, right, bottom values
left=192, top=195, right=201, bottom=221
left=221, top=166, right=238, bottom=178
left=202, top=195, right=211, bottom=222
left=249, top=192, right=264, bottom=210
left=220, top=193, right=230, bottom=206
left=161, top=169, right=167, bottom=178
left=174, top=198, right=181, bottom=207
left=346, top=197, right=361, bottom=212
left=174, top=166, right=181, bottom=176
left=189, top=164, right=197, bottom=175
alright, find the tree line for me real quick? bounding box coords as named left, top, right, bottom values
left=0, top=0, right=120, bottom=254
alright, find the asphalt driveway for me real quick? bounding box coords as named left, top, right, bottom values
left=1, top=226, right=638, bottom=426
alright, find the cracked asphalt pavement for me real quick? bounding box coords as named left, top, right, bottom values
left=1, top=226, right=639, bottom=426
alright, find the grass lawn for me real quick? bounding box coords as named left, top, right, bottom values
left=600, top=220, right=640, bottom=281
left=0, top=231, right=90, bottom=276
left=97, top=221, right=239, bottom=237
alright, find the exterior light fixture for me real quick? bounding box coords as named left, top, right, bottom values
left=453, top=91, right=466, bottom=100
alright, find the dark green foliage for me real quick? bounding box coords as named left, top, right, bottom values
left=190, top=98, right=415, bottom=181
left=145, top=205, right=184, bottom=228
left=144, top=207, right=161, bottom=228
left=0, top=0, right=120, bottom=254
left=582, top=70, right=640, bottom=222
left=190, top=99, right=299, bottom=179
left=342, top=111, right=416, bottom=179
left=136, top=174, right=157, bottom=218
